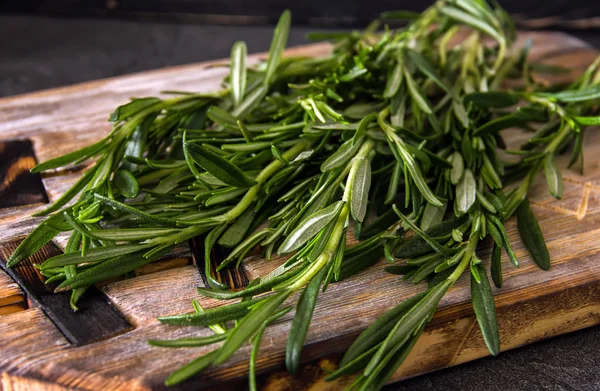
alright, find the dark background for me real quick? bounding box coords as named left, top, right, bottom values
left=2, top=0, right=600, bottom=26
left=1, top=1, right=600, bottom=390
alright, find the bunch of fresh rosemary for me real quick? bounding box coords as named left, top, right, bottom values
left=8, top=0, right=600, bottom=388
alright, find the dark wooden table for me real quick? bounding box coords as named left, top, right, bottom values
left=0, top=14, right=599, bottom=390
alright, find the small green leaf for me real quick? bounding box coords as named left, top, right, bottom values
left=33, top=168, right=96, bottom=216
left=456, top=169, right=476, bottom=214
left=364, top=280, right=452, bottom=375
left=343, top=102, right=385, bottom=119
left=384, top=265, right=416, bottom=275
left=440, top=6, right=503, bottom=42
left=474, top=113, right=531, bottom=136
left=517, top=198, right=550, bottom=270
left=490, top=242, right=503, bottom=288
left=568, top=132, right=584, bottom=169
left=219, top=208, right=257, bottom=248
left=205, top=187, right=247, bottom=206
left=7, top=220, right=60, bottom=268
left=517, top=106, right=548, bottom=122
left=148, top=332, right=229, bottom=348
left=394, top=142, right=441, bottom=206
left=201, top=224, right=229, bottom=290
left=249, top=322, right=267, bottom=391
left=197, top=266, right=305, bottom=300
left=488, top=215, right=519, bottom=268
left=461, top=133, right=473, bottom=167
left=453, top=101, right=469, bottom=128
left=471, top=264, right=500, bottom=356
left=207, top=106, right=237, bottom=125
left=541, top=85, right=600, bottom=102
left=264, top=10, right=291, bottom=85
left=359, top=207, right=398, bottom=239
left=385, top=161, right=402, bottom=205
left=354, top=113, right=377, bottom=144
left=31, top=137, right=109, bottom=173
left=420, top=200, right=447, bottom=231
left=406, top=49, right=453, bottom=96
left=214, top=291, right=290, bottom=365
left=403, top=68, right=433, bottom=114
left=230, top=41, right=247, bottom=107
left=449, top=152, right=464, bottom=185
left=85, top=227, right=180, bottom=241
left=279, top=201, right=343, bottom=254
left=573, top=116, right=600, bottom=126
left=109, top=97, right=161, bottom=122
left=57, top=245, right=173, bottom=292
left=321, top=138, right=363, bottom=172
left=286, top=267, right=327, bottom=373
left=451, top=228, right=463, bottom=243
left=164, top=350, right=219, bottom=386
left=271, top=145, right=289, bottom=164
left=114, top=169, right=139, bottom=198
left=341, top=292, right=426, bottom=366
left=184, top=142, right=256, bottom=188
left=350, top=157, right=372, bottom=223
left=464, top=92, right=519, bottom=108
left=384, top=56, right=404, bottom=98
left=476, top=190, right=497, bottom=213
left=412, top=254, right=446, bottom=283
left=86, top=153, right=114, bottom=190
left=544, top=155, right=563, bottom=199
left=231, top=84, right=268, bottom=118
left=339, top=66, right=368, bottom=82
left=395, top=215, right=468, bottom=258
left=94, top=194, right=177, bottom=227
left=327, top=344, right=380, bottom=381
left=40, top=243, right=153, bottom=270
left=393, top=206, right=454, bottom=257
left=158, top=296, right=265, bottom=326
left=123, top=120, right=150, bottom=170
left=367, top=323, right=424, bottom=390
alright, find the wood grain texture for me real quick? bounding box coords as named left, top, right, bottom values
left=0, top=241, right=133, bottom=345
left=0, top=270, right=24, bottom=309
left=0, top=31, right=598, bottom=390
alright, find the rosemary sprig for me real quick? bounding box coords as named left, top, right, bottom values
left=9, top=0, right=600, bottom=389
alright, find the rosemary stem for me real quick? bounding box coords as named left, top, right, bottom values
left=224, top=139, right=311, bottom=222
left=286, top=205, right=350, bottom=291
left=544, top=123, right=572, bottom=155
left=281, top=138, right=375, bottom=291
left=449, top=235, right=478, bottom=283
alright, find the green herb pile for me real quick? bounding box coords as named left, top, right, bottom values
left=8, top=0, right=600, bottom=388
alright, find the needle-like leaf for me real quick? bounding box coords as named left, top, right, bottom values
left=471, top=264, right=500, bottom=356
left=184, top=142, right=256, bottom=188
left=230, top=41, right=247, bottom=107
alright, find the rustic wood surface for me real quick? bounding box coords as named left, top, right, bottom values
left=0, top=31, right=599, bottom=391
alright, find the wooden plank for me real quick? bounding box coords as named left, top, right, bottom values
left=101, top=265, right=206, bottom=327
left=0, top=31, right=598, bottom=390
left=0, top=308, right=70, bottom=372
left=0, top=241, right=133, bottom=345
left=0, top=270, right=24, bottom=309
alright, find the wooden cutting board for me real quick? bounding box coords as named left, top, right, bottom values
left=1, top=31, right=599, bottom=391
